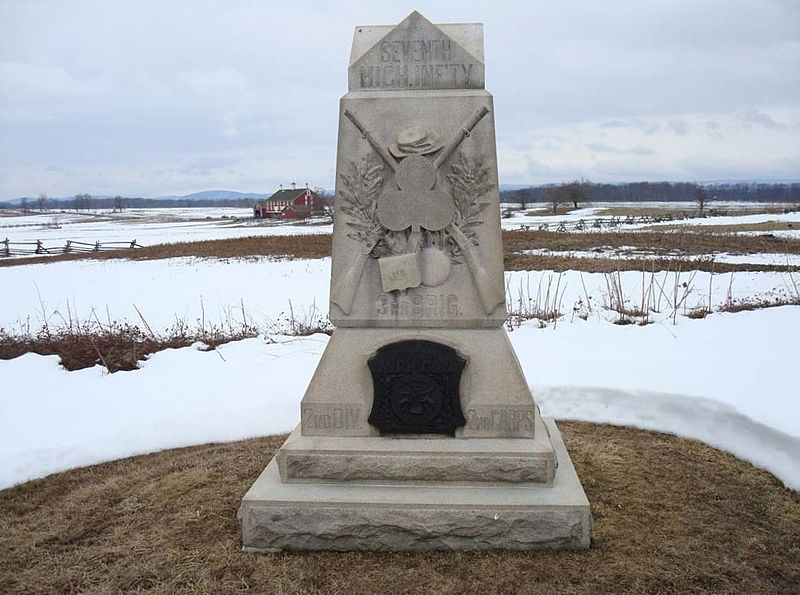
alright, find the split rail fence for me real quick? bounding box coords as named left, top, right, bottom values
left=1, top=239, right=143, bottom=258
left=517, top=211, right=705, bottom=233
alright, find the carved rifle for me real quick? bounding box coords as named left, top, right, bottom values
left=332, top=106, right=500, bottom=316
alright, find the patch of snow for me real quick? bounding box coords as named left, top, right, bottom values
left=538, top=386, right=800, bottom=491
left=1, top=306, right=799, bottom=491
left=2, top=258, right=797, bottom=337
left=0, top=209, right=332, bottom=250
left=516, top=247, right=800, bottom=267
left=0, top=335, right=323, bottom=491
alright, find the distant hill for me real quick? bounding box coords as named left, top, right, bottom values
left=173, top=190, right=269, bottom=201
left=0, top=190, right=270, bottom=207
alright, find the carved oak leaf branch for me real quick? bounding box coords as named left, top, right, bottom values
left=338, top=158, right=385, bottom=252
left=447, top=154, right=493, bottom=248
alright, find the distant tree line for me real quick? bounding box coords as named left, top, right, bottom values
left=502, top=181, right=800, bottom=208
left=3, top=182, right=798, bottom=212
left=0, top=195, right=260, bottom=211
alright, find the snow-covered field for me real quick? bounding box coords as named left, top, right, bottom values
left=1, top=202, right=797, bottom=255
left=2, top=306, right=798, bottom=492
left=516, top=247, right=800, bottom=267
left=1, top=257, right=797, bottom=334
left=0, top=208, right=332, bottom=249
left=1, top=253, right=799, bottom=491
left=501, top=205, right=800, bottom=236
left=1, top=203, right=799, bottom=493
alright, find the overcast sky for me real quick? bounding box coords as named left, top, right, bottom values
left=1, top=0, right=798, bottom=199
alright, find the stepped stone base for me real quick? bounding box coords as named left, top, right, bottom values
left=238, top=418, right=591, bottom=552
left=277, top=412, right=555, bottom=485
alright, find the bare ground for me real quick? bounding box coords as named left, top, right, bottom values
left=1, top=422, right=798, bottom=595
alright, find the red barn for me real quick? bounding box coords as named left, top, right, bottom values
left=253, top=184, right=327, bottom=220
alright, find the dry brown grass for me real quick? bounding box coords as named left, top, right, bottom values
left=594, top=205, right=797, bottom=218
left=503, top=230, right=800, bottom=255
left=0, top=322, right=263, bottom=372
left=503, top=255, right=795, bottom=274
left=0, top=234, right=333, bottom=268
left=3, top=230, right=799, bottom=272
left=646, top=221, right=798, bottom=234
left=521, top=206, right=578, bottom=217
left=1, top=423, right=798, bottom=595
left=594, top=206, right=699, bottom=217
left=503, top=230, right=800, bottom=273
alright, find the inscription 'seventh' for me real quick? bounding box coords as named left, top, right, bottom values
left=380, top=38, right=453, bottom=62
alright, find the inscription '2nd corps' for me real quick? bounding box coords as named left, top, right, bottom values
left=466, top=408, right=535, bottom=433
left=376, top=293, right=460, bottom=318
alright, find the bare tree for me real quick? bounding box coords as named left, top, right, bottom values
left=314, top=188, right=335, bottom=220
left=694, top=183, right=707, bottom=213
left=73, top=193, right=89, bottom=211
left=113, top=195, right=125, bottom=212
left=550, top=180, right=588, bottom=214
left=548, top=186, right=561, bottom=214
left=512, top=187, right=535, bottom=210
left=37, top=193, right=48, bottom=211
left=20, top=197, right=29, bottom=212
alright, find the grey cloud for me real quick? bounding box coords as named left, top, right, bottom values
left=598, top=119, right=660, bottom=135
left=706, top=121, right=724, bottom=139
left=668, top=120, right=690, bottom=135
left=739, top=108, right=783, bottom=129
left=0, top=0, right=798, bottom=197
left=587, top=143, right=654, bottom=156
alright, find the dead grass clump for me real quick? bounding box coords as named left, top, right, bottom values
left=505, top=272, right=566, bottom=330
left=1, top=422, right=798, bottom=594
left=0, top=320, right=261, bottom=372
left=719, top=295, right=800, bottom=313
left=0, top=300, right=333, bottom=372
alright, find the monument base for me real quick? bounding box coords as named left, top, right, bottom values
left=238, top=418, right=591, bottom=552
left=275, top=411, right=555, bottom=485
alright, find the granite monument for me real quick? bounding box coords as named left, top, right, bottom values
left=238, top=11, right=592, bottom=551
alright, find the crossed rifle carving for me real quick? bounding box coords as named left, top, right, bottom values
left=330, top=106, right=505, bottom=316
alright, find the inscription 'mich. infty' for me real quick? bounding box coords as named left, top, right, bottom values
left=359, top=37, right=476, bottom=90
left=360, top=62, right=476, bottom=90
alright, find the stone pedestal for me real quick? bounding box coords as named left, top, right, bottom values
left=239, top=418, right=591, bottom=552
left=238, top=12, right=591, bottom=552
